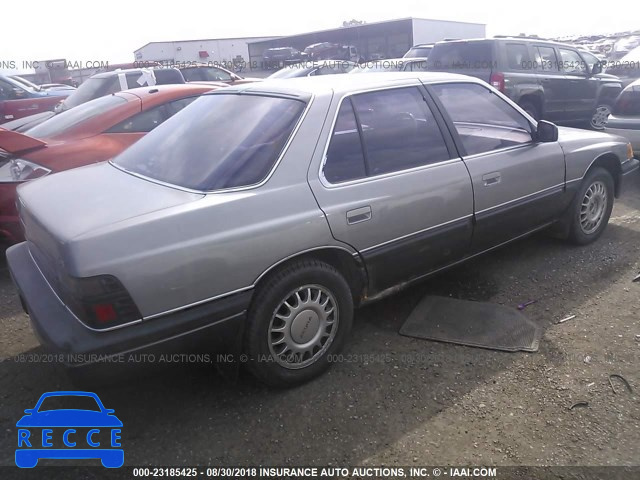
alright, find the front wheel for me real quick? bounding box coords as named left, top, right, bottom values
left=567, top=167, right=614, bottom=245
left=244, top=260, right=354, bottom=387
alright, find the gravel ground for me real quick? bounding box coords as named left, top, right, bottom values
left=0, top=180, right=638, bottom=475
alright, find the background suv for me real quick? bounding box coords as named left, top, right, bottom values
left=426, top=37, right=623, bottom=129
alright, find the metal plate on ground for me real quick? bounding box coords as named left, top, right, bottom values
left=400, top=296, right=541, bottom=352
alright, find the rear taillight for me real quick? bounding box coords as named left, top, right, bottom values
left=60, top=274, right=141, bottom=330
left=490, top=72, right=505, bottom=92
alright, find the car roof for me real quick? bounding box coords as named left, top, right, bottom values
left=435, top=37, right=581, bottom=49
left=215, top=72, right=478, bottom=99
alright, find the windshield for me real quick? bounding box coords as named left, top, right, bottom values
left=61, top=76, right=120, bottom=110
left=27, top=94, right=128, bottom=139
left=114, top=93, right=306, bottom=191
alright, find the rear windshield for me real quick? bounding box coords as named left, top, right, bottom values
left=113, top=93, right=306, bottom=191
left=27, top=94, right=128, bottom=139
left=61, top=76, right=120, bottom=110
left=427, top=42, right=494, bottom=69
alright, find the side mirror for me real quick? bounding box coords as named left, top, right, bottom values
left=591, top=62, right=603, bottom=75
left=536, top=120, right=558, bottom=142
left=105, top=409, right=115, bottom=414
left=24, top=409, right=34, bottom=414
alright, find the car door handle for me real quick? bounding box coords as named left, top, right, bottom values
left=346, top=206, right=372, bottom=225
left=482, top=172, right=501, bottom=186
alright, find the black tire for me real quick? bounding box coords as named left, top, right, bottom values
left=244, top=259, right=353, bottom=387
left=519, top=100, right=540, bottom=121
left=567, top=167, right=614, bottom=245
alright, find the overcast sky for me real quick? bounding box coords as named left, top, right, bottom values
left=1, top=0, right=637, bottom=71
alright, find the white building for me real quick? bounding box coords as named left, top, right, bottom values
left=134, top=36, right=279, bottom=66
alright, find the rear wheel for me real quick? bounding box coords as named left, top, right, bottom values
left=567, top=167, right=614, bottom=245
left=244, top=260, right=353, bottom=387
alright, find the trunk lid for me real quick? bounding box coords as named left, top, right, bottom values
left=18, top=162, right=204, bottom=279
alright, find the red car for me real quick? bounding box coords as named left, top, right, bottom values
left=0, top=75, right=70, bottom=124
left=0, top=83, right=222, bottom=243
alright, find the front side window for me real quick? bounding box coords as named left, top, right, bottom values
left=559, top=49, right=587, bottom=75
left=323, top=87, right=451, bottom=182
left=432, top=83, right=533, bottom=156
left=579, top=51, right=600, bottom=74
left=113, top=94, right=306, bottom=191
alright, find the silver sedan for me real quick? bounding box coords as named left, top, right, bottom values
left=7, top=72, right=639, bottom=386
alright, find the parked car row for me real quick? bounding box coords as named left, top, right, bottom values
left=0, top=75, right=73, bottom=124
left=1, top=63, right=258, bottom=130
left=4, top=72, right=638, bottom=387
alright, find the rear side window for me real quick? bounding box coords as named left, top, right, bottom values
left=506, top=43, right=530, bottom=70
left=427, top=42, right=493, bottom=69
left=323, top=100, right=367, bottom=183
left=352, top=88, right=450, bottom=176
left=113, top=94, right=306, bottom=190
left=323, top=87, right=451, bottom=182
left=432, top=83, right=533, bottom=156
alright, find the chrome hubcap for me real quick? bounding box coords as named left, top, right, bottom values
left=591, top=105, right=611, bottom=129
left=580, top=181, right=607, bottom=234
left=268, top=285, right=339, bottom=369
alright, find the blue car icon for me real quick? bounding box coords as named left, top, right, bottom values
left=16, top=391, right=123, bottom=468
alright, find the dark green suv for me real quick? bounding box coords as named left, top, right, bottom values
left=426, top=37, right=623, bottom=129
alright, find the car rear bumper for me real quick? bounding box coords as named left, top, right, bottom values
left=7, top=242, right=251, bottom=364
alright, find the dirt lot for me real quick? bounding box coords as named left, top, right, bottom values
left=0, top=180, right=639, bottom=474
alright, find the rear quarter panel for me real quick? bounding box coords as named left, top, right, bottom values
left=63, top=93, right=346, bottom=317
